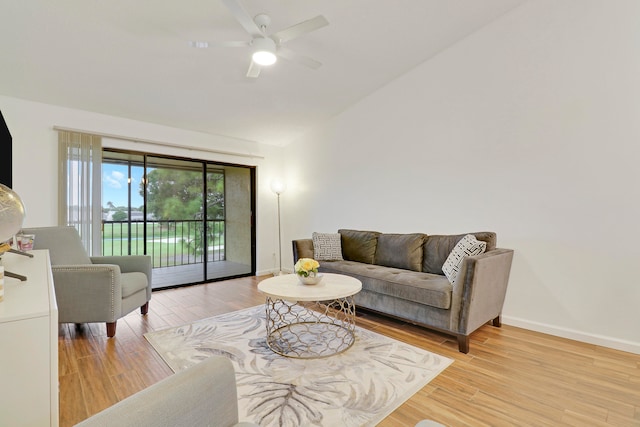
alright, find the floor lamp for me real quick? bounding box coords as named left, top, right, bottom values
left=270, top=179, right=286, bottom=276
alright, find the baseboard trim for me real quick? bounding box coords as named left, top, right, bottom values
left=255, top=268, right=292, bottom=277
left=502, top=315, right=640, bottom=355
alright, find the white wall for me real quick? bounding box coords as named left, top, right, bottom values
left=0, top=95, right=285, bottom=276
left=282, top=0, right=640, bottom=354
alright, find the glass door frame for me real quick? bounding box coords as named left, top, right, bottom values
left=102, top=147, right=257, bottom=289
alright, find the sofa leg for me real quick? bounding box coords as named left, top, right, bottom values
left=106, top=321, right=117, bottom=337
left=457, top=335, right=469, bottom=353
left=492, top=315, right=502, bottom=327
left=141, top=302, right=149, bottom=315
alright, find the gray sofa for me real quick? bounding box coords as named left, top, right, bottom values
left=293, top=229, right=514, bottom=353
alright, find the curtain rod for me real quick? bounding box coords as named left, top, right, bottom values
left=52, top=126, right=265, bottom=159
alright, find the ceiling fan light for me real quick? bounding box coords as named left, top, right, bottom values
left=252, top=37, right=277, bottom=66
left=253, top=51, right=277, bottom=66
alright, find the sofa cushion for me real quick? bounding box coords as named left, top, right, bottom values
left=442, top=234, right=487, bottom=285
left=374, top=233, right=425, bottom=272
left=312, top=232, right=344, bottom=261
left=338, top=229, right=380, bottom=264
left=422, top=232, right=496, bottom=274
left=319, top=260, right=452, bottom=309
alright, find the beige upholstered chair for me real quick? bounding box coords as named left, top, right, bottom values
left=75, top=356, right=258, bottom=427
left=22, top=226, right=152, bottom=337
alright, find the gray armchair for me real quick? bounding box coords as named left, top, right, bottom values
left=75, top=356, right=258, bottom=427
left=22, top=226, right=152, bottom=337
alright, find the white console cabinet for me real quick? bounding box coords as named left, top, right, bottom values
left=0, top=249, right=58, bottom=427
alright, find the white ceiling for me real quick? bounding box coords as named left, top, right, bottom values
left=0, top=0, right=524, bottom=146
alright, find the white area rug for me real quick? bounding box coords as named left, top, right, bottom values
left=144, top=305, right=452, bottom=427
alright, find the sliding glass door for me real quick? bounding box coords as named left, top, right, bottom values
left=101, top=149, right=255, bottom=289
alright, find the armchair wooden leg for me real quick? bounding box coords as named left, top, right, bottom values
left=457, top=335, right=469, bottom=354
left=141, top=302, right=149, bottom=315
left=492, top=315, right=502, bottom=327
left=106, top=321, right=117, bottom=337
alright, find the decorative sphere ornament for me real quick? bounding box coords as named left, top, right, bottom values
left=0, top=183, right=26, bottom=243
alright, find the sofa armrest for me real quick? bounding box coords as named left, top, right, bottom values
left=453, top=248, right=514, bottom=335
left=91, top=255, right=152, bottom=278
left=51, top=264, right=123, bottom=323
left=292, top=239, right=314, bottom=262
left=92, top=255, right=152, bottom=301
left=74, top=356, right=257, bottom=427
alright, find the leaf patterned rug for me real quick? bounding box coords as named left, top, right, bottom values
left=144, top=305, right=452, bottom=426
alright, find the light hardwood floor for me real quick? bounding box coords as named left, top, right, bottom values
left=59, top=276, right=640, bottom=427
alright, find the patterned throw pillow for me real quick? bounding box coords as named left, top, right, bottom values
left=442, top=234, right=487, bottom=286
left=312, top=232, right=344, bottom=261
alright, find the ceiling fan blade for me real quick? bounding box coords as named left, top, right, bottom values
left=277, top=47, right=322, bottom=70
left=246, top=60, right=261, bottom=78
left=270, top=15, right=329, bottom=44
left=189, top=41, right=210, bottom=48
left=222, top=0, right=263, bottom=38
left=189, top=40, right=249, bottom=48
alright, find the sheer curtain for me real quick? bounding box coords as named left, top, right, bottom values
left=58, top=131, right=102, bottom=255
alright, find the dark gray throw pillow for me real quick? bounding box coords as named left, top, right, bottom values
left=374, top=233, right=426, bottom=272
left=338, top=229, right=380, bottom=264
left=422, top=232, right=496, bottom=274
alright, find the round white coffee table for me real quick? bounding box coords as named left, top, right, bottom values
left=257, top=273, right=362, bottom=359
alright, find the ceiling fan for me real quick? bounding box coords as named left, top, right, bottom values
left=190, top=0, right=329, bottom=78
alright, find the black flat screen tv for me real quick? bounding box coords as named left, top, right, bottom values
left=0, top=110, right=12, bottom=188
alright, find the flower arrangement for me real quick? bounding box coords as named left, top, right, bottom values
left=294, top=258, right=320, bottom=277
